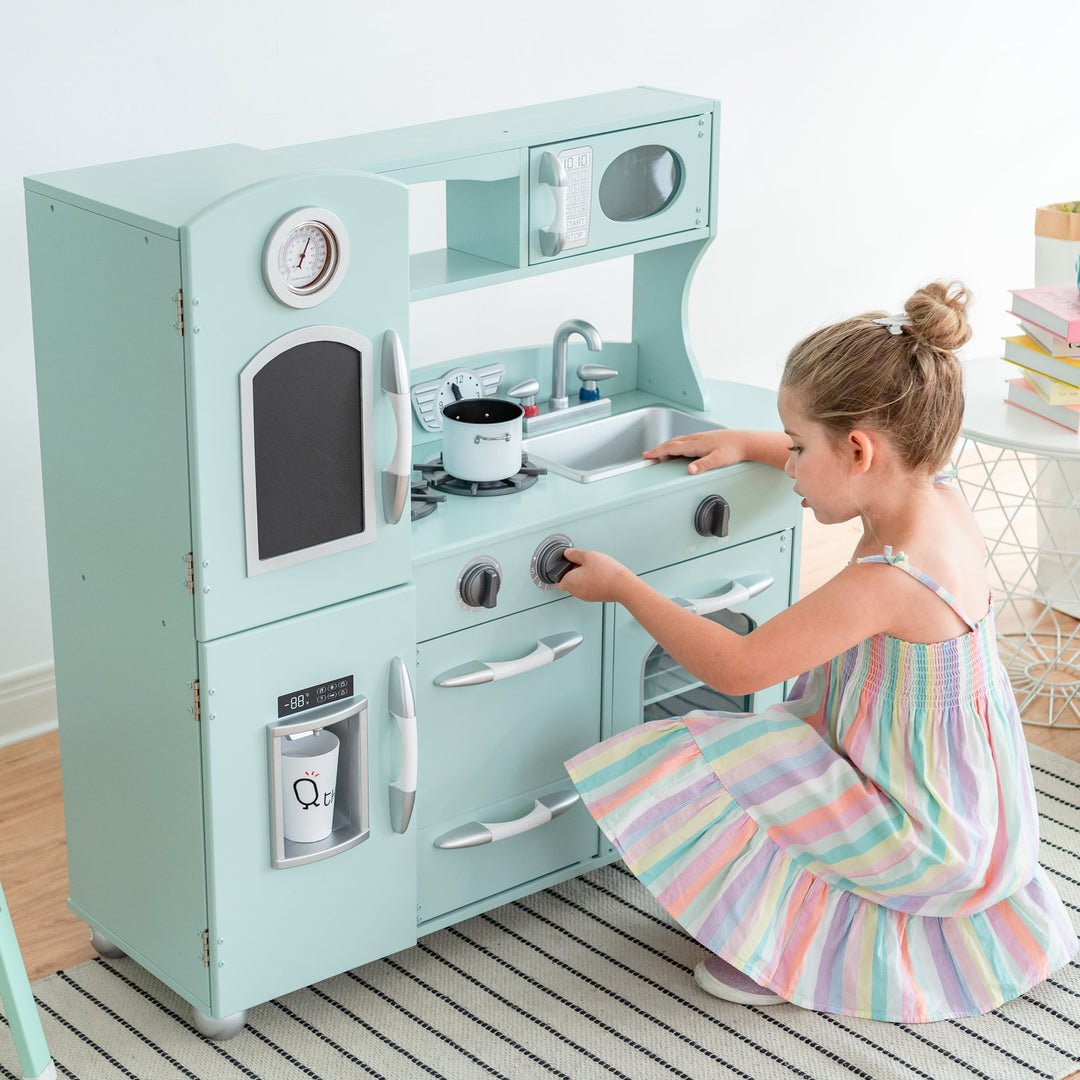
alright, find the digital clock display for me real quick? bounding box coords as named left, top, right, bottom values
left=277, top=675, right=354, bottom=718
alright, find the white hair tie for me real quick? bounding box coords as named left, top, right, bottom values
left=873, top=314, right=911, bottom=335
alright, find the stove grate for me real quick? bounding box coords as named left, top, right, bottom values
left=414, top=455, right=546, bottom=497
left=410, top=480, right=445, bottom=521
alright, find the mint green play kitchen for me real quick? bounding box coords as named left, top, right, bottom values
left=24, top=88, right=801, bottom=1038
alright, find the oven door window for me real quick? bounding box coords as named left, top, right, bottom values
left=642, top=607, right=754, bottom=720
left=598, top=145, right=682, bottom=222
left=240, top=326, right=376, bottom=576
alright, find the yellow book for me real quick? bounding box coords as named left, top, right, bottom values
left=1006, top=363, right=1080, bottom=404
left=1002, top=335, right=1080, bottom=389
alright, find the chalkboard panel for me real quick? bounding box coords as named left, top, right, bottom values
left=252, top=340, right=365, bottom=560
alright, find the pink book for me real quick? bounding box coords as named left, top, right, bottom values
left=1005, top=377, right=1080, bottom=432
left=1009, top=285, right=1080, bottom=345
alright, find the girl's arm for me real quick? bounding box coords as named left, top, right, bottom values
left=643, top=428, right=791, bottom=474
left=558, top=549, right=904, bottom=694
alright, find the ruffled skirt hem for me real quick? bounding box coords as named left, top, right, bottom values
left=565, top=717, right=1078, bottom=1022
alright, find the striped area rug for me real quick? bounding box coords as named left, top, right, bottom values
left=4, top=743, right=1079, bottom=1080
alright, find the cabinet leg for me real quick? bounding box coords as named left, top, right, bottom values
left=87, top=928, right=126, bottom=959
left=192, top=1006, right=247, bottom=1041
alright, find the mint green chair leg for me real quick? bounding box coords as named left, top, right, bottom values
left=0, top=880, right=56, bottom=1080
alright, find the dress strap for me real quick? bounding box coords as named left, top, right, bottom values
left=856, top=546, right=978, bottom=631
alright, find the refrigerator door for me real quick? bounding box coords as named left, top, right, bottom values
left=198, top=585, right=416, bottom=1018
left=181, top=169, right=411, bottom=642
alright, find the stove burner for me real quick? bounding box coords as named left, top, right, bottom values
left=415, top=454, right=546, bottom=497
left=410, top=480, right=445, bottom=521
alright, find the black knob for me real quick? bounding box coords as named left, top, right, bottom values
left=694, top=494, right=730, bottom=538
left=459, top=562, right=501, bottom=608
left=533, top=536, right=576, bottom=586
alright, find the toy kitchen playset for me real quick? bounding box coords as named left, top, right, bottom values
left=25, top=88, right=801, bottom=1036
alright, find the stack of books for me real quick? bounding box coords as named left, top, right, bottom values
left=1004, top=285, right=1080, bottom=431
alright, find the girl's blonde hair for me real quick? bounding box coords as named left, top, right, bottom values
left=781, top=281, right=972, bottom=473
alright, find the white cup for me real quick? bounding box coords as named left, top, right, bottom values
left=280, top=729, right=340, bottom=843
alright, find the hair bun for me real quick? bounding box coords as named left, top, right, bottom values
left=903, top=281, right=972, bottom=352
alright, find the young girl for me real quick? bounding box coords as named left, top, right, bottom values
left=559, top=282, right=1078, bottom=1022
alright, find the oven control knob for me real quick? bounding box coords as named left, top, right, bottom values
left=531, top=533, right=576, bottom=589
left=694, top=494, right=730, bottom=538
left=458, top=560, right=502, bottom=610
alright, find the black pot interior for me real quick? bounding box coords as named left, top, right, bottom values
left=442, top=398, right=523, bottom=424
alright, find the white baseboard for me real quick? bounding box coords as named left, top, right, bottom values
left=0, top=662, right=58, bottom=748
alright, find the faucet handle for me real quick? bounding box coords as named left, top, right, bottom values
left=577, top=364, right=618, bottom=403
left=508, top=378, right=541, bottom=418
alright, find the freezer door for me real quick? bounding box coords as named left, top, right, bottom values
left=198, top=585, right=416, bottom=1017
left=181, top=169, right=411, bottom=641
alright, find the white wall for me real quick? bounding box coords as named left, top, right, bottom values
left=3, top=0, right=1078, bottom=740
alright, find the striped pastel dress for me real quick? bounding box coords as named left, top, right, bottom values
left=565, top=549, right=1078, bottom=1022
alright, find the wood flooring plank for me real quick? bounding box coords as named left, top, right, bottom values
left=0, top=729, right=97, bottom=980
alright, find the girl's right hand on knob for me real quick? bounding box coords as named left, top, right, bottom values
left=643, top=430, right=746, bottom=474
left=556, top=548, right=634, bottom=604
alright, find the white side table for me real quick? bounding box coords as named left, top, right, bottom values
left=955, top=357, right=1080, bottom=727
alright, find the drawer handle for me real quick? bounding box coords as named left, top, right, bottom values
left=388, top=656, right=417, bottom=834
left=675, top=572, right=774, bottom=617
left=433, top=631, right=583, bottom=688
left=434, top=789, right=580, bottom=850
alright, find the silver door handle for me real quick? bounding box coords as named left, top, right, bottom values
left=388, top=656, right=417, bottom=834
left=434, top=789, right=579, bottom=849
left=538, top=151, right=567, bottom=257
left=674, top=572, right=774, bottom=617
left=433, top=631, right=583, bottom=688
left=381, top=329, right=411, bottom=526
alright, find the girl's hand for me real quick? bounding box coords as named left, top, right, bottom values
left=643, top=430, right=747, bottom=474
left=555, top=548, right=634, bottom=603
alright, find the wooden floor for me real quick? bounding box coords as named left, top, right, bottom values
left=2, top=508, right=1079, bottom=1038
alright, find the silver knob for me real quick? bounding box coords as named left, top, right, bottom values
left=576, top=363, right=618, bottom=392
left=507, top=378, right=540, bottom=408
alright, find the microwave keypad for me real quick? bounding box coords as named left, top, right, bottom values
left=559, top=146, right=592, bottom=249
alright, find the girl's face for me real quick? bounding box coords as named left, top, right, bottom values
left=777, top=386, right=858, bottom=524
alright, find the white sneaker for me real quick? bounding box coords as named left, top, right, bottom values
left=694, top=956, right=784, bottom=1006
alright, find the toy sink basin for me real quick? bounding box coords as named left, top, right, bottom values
left=523, top=406, right=723, bottom=483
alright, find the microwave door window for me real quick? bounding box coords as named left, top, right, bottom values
left=252, top=340, right=365, bottom=561
left=598, top=145, right=681, bottom=223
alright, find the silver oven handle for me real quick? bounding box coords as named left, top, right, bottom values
left=388, top=656, right=417, bottom=834
left=675, top=572, right=774, bottom=617
left=538, top=151, right=567, bottom=257
left=381, top=329, right=411, bottom=526
left=433, top=631, right=583, bottom=688
left=434, top=789, right=579, bottom=850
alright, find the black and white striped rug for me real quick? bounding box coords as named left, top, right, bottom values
left=5, top=743, right=1079, bottom=1080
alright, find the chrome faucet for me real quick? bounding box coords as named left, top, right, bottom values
left=550, top=319, right=602, bottom=410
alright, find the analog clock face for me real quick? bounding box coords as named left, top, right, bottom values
left=263, top=208, right=350, bottom=308
left=436, top=370, right=484, bottom=413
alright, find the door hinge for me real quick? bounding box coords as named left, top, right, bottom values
left=185, top=552, right=194, bottom=594
left=202, top=929, right=211, bottom=967
left=192, top=680, right=201, bottom=723
left=175, top=290, right=184, bottom=336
